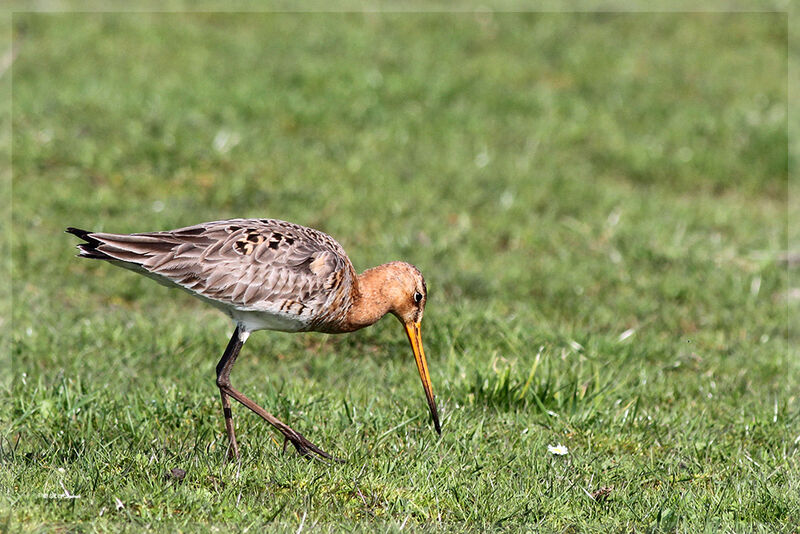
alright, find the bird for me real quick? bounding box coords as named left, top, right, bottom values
left=66, top=218, right=440, bottom=462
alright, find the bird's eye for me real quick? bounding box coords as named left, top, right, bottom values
left=413, top=291, right=423, bottom=304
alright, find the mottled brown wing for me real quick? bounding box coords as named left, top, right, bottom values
left=75, top=219, right=356, bottom=326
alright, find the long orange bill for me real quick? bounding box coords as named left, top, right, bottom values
left=403, top=321, right=441, bottom=434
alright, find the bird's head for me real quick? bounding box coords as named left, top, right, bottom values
left=384, top=261, right=427, bottom=325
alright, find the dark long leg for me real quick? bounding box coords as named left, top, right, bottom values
left=216, top=331, right=243, bottom=459
left=215, top=326, right=339, bottom=462
left=220, top=390, right=239, bottom=459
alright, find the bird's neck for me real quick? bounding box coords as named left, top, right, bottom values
left=341, top=264, right=397, bottom=332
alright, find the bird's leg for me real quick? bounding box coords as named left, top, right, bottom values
left=215, top=326, right=341, bottom=463
left=221, top=382, right=339, bottom=462
left=219, top=392, right=239, bottom=460
left=216, top=329, right=244, bottom=460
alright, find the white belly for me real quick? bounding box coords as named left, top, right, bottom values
left=229, top=308, right=310, bottom=333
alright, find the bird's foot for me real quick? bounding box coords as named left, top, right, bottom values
left=220, top=437, right=240, bottom=462
left=285, top=433, right=344, bottom=464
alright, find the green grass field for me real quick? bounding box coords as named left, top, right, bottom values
left=5, top=11, right=795, bottom=532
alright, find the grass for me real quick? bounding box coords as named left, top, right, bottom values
left=5, top=11, right=795, bottom=532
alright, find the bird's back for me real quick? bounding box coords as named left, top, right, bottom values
left=67, top=219, right=358, bottom=333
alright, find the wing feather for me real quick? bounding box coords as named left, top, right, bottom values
left=73, top=219, right=356, bottom=328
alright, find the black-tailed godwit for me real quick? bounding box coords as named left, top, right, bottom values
left=67, top=219, right=440, bottom=461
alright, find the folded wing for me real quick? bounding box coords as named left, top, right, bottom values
left=67, top=219, right=356, bottom=329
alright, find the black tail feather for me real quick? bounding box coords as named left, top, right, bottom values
left=66, top=227, right=112, bottom=260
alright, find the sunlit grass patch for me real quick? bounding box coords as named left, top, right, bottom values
left=5, top=10, right=793, bottom=533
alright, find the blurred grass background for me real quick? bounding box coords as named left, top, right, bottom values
left=5, top=11, right=795, bottom=532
